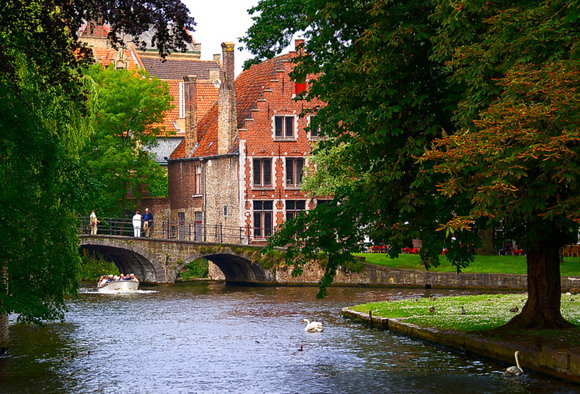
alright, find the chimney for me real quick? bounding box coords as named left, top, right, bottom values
left=213, top=53, right=221, bottom=64
left=221, top=42, right=235, bottom=86
left=217, top=42, right=237, bottom=155
left=295, top=38, right=305, bottom=56
left=183, top=75, right=197, bottom=156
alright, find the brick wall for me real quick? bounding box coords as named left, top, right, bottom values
left=238, top=56, right=324, bottom=243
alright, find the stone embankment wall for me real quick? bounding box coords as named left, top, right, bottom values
left=343, top=308, right=580, bottom=383
left=272, top=262, right=580, bottom=291
left=208, top=259, right=580, bottom=291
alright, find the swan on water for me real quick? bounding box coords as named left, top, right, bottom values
left=301, top=319, right=324, bottom=332
left=505, top=351, right=523, bottom=376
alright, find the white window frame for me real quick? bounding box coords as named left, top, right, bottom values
left=307, top=115, right=322, bottom=140
left=273, top=115, right=297, bottom=140
left=179, top=81, right=185, bottom=119
left=194, top=164, right=202, bottom=195
left=252, top=158, right=273, bottom=188
left=285, top=157, right=305, bottom=188
left=253, top=200, right=274, bottom=238
left=285, top=200, right=306, bottom=220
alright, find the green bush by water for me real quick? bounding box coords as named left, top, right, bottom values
left=80, top=256, right=120, bottom=281
left=179, top=258, right=209, bottom=280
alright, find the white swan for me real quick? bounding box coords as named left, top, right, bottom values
left=505, top=351, right=523, bottom=376
left=301, top=319, right=323, bottom=332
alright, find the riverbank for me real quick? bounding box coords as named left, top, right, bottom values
left=270, top=260, right=580, bottom=292
left=343, top=294, right=580, bottom=383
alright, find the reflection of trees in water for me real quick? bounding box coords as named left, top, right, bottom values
left=1, top=322, right=81, bottom=392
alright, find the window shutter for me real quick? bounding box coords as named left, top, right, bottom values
left=263, top=159, right=272, bottom=186
left=253, top=159, right=261, bottom=186
left=275, top=117, right=283, bottom=137
left=295, top=81, right=307, bottom=95
left=297, top=159, right=304, bottom=184
left=286, top=158, right=294, bottom=184
left=285, top=117, right=294, bottom=137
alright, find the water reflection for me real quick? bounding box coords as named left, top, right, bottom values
left=0, top=282, right=577, bottom=393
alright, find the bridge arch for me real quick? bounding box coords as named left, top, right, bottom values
left=80, top=238, right=168, bottom=283
left=79, top=236, right=277, bottom=284
left=177, top=251, right=273, bottom=283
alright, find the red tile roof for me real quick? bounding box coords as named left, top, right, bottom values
left=170, top=54, right=292, bottom=159
left=154, top=80, right=218, bottom=136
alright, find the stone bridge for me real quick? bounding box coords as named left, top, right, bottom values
left=79, top=235, right=281, bottom=284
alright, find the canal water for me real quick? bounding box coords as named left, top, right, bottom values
left=0, top=282, right=578, bottom=393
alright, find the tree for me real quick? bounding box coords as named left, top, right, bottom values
left=82, top=64, right=172, bottom=215
left=423, top=1, right=579, bottom=329
left=425, top=61, right=579, bottom=329
left=244, top=0, right=470, bottom=298
left=0, top=0, right=193, bottom=351
left=244, top=0, right=579, bottom=329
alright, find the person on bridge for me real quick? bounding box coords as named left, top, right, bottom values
left=142, top=208, right=153, bottom=237
left=132, top=210, right=142, bottom=237
left=89, top=210, right=100, bottom=235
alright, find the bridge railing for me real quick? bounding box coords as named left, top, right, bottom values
left=79, top=217, right=265, bottom=245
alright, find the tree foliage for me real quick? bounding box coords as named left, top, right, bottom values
left=244, top=0, right=579, bottom=328
left=424, top=1, right=579, bottom=328
left=0, top=0, right=192, bottom=326
left=245, top=0, right=472, bottom=298
left=82, top=65, right=172, bottom=215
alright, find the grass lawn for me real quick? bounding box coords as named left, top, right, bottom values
left=350, top=293, right=580, bottom=334
left=355, top=253, right=580, bottom=276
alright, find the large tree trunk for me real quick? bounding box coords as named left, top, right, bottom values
left=504, top=240, right=573, bottom=329
left=0, top=312, right=7, bottom=356
left=477, top=227, right=495, bottom=255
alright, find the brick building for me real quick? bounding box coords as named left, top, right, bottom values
left=168, top=40, right=324, bottom=244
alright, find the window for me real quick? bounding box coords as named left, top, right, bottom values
left=194, top=165, right=202, bottom=195
left=308, top=115, right=321, bottom=139
left=317, top=199, right=332, bottom=206
left=253, top=158, right=272, bottom=187
left=223, top=205, right=228, bottom=217
left=179, top=82, right=185, bottom=118
left=253, top=200, right=273, bottom=238
left=274, top=115, right=295, bottom=138
left=285, top=158, right=305, bottom=187
left=286, top=200, right=306, bottom=220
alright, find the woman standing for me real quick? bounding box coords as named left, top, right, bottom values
left=89, top=210, right=100, bottom=235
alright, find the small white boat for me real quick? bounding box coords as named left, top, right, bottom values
left=97, top=277, right=139, bottom=292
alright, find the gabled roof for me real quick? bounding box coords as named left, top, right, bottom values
left=89, top=47, right=141, bottom=70
left=139, top=57, right=220, bottom=80
left=170, top=54, right=292, bottom=159
left=154, top=80, right=219, bottom=135
left=79, top=24, right=111, bottom=38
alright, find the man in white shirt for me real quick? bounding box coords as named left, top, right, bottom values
left=132, top=210, right=142, bottom=237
